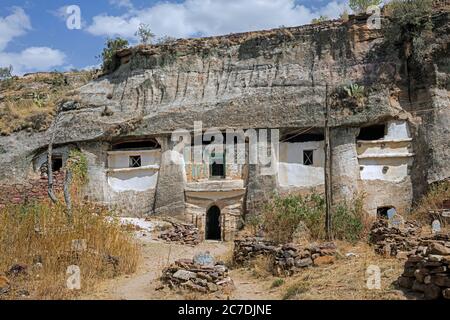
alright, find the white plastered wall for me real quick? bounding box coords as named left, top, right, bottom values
left=278, top=141, right=325, bottom=188
left=358, top=120, right=413, bottom=182
left=107, top=150, right=161, bottom=192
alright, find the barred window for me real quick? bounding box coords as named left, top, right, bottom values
left=303, top=150, right=313, bottom=166
left=129, top=155, right=141, bottom=168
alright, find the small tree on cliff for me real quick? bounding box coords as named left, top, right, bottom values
left=311, top=15, right=329, bottom=24
left=98, top=37, right=129, bottom=73
left=135, top=23, right=154, bottom=45
left=349, top=0, right=382, bottom=14
left=0, top=65, right=13, bottom=80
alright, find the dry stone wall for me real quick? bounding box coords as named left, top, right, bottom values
left=0, top=171, right=64, bottom=208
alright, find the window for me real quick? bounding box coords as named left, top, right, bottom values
left=210, top=152, right=225, bottom=178
left=129, top=155, right=141, bottom=168
left=357, top=124, right=386, bottom=141
left=303, top=150, right=314, bottom=166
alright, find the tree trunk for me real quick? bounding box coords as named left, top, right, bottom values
left=63, top=168, right=73, bottom=222
left=47, top=142, right=58, bottom=204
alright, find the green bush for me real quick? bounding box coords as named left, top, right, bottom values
left=383, top=0, right=434, bottom=63
left=260, top=192, right=367, bottom=243
left=98, top=37, right=129, bottom=73
left=271, top=278, right=285, bottom=288
left=311, top=16, right=329, bottom=24
left=344, top=83, right=365, bottom=100
left=349, top=0, right=382, bottom=14
left=0, top=65, right=14, bottom=89
left=262, top=192, right=325, bottom=243
left=331, top=196, right=365, bottom=242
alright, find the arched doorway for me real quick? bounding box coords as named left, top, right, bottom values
left=206, top=206, right=221, bottom=240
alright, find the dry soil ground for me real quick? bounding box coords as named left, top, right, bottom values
left=82, top=224, right=411, bottom=300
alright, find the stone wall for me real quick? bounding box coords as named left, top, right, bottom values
left=0, top=171, right=64, bottom=208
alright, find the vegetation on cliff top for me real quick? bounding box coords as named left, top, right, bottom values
left=0, top=71, right=95, bottom=136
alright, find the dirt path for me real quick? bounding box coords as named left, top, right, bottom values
left=83, top=232, right=276, bottom=300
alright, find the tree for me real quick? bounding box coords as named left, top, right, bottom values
left=349, top=0, right=382, bottom=14
left=0, top=65, right=13, bottom=81
left=383, top=0, right=434, bottom=63
left=340, top=10, right=350, bottom=22
left=311, top=15, right=329, bottom=24
left=98, top=37, right=129, bottom=73
left=135, top=23, right=154, bottom=45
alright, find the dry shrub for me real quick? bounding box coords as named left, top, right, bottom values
left=410, top=180, right=450, bottom=225
left=282, top=281, right=310, bottom=300
left=0, top=99, right=54, bottom=135
left=0, top=71, right=94, bottom=136
left=0, top=199, right=139, bottom=299
left=250, top=255, right=275, bottom=278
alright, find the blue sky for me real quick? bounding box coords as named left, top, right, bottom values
left=0, top=0, right=351, bottom=74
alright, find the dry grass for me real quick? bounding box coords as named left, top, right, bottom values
left=0, top=199, right=139, bottom=300
left=249, top=255, right=275, bottom=278
left=0, top=71, right=93, bottom=135
left=278, top=242, right=406, bottom=300
left=410, top=180, right=450, bottom=225
left=0, top=99, right=55, bottom=135
left=241, top=241, right=407, bottom=300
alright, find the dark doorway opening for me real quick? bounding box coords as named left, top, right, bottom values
left=52, top=157, right=63, bottom=172
left=112, top=139, right=160, bottom=151
left=211, top=161, right=225, bottom=178
left=210, top=151, right=225, bottom=178
left=282, top=133, right=325, bottom=143
left=206, top=206, right=221, bottom=240
left=377, top=206, right=396, bottom=220
left=357, top=124, right=386, bottom=141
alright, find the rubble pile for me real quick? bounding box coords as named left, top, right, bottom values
left=233, top=237, right=337, bottom=276
left=274, top=242, right=336, bottom=275
left=158, top=220, right=200, bottom=245
left=233, top=237, right=278, bottom=265
left=398, top=234, right=450, bottom=299
left=369, top=220, right=421, bottom=257
left=161, top=259, right=233, bottom=293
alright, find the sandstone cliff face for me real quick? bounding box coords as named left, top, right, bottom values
left=48, top=18, right=398, bottom=141
left=0, top=11, right=448, bottom=197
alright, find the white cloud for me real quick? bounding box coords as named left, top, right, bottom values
left=0, top=47, right=66, bottom=74
left=109, top=0, right=134, bottom=9
left=0, top=7, right=31, bottom=51
left=0, top=8, right=67, bottom=75
left=319, top=1, right=350, bottom=18
left=86, top=0, right=349, bottom=40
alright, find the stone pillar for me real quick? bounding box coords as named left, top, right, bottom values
left=153, top=135, right=186, bottom=216
left=245, top=164, right=278, bottom=215
left=330, top=127, right=360, bottom=204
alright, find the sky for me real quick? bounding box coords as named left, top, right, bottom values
left=0, top=0, right=352, bottom=75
